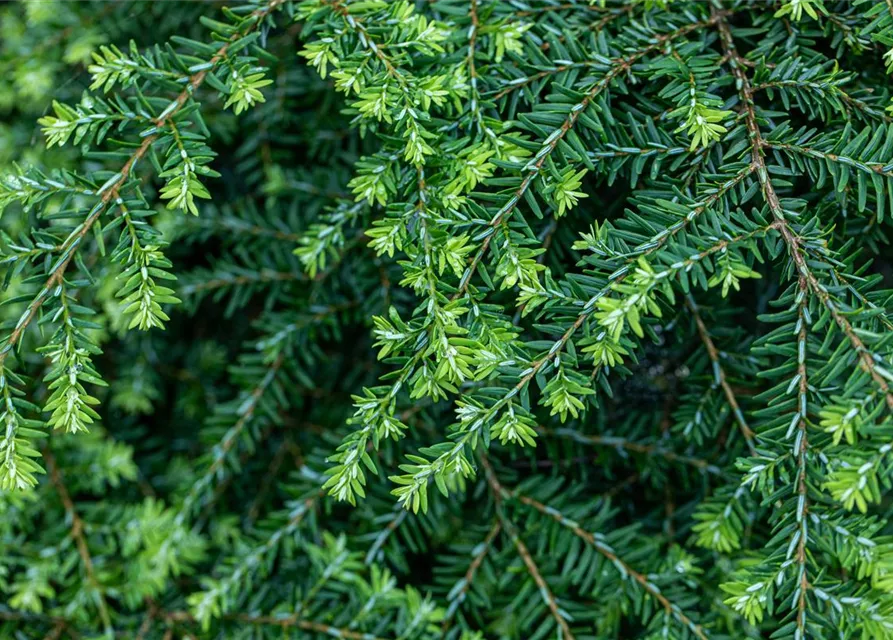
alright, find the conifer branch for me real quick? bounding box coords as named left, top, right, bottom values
left=793, top=275, right=812, bottom=633
left=825, top=265, right=893, bottom=332
left=765, top=141, right=893, bottom=178
left=686, top=296, right=758, bottom=455
left=244, top=436, right=293, bottom=523
left=187, top=492, right=321, bottom=626
left=481, top=455, right=707, bottom=640
left=512, top=3, right=618, bottom=17
left=455, top=13, right=728, bottom=299
left=5, top=1, right=893, bottom=636
left=715, top=9, right=818, bottom=633
left=0, top=0, right=284, bottom=367
left=466, top=0, right=486, bottom=132
left=363, top=506, right=408, bottom=565
left=174, top=351, right=285, bottom=525
left=538, top=5, right=634, bottom=52
left=43, top=445, right=113, bottom=636
left=389, top=225, right=770, bottom=510
left=480, top=455, right=576, bottom=640
left=441, top=519, right=502, bottom=633
left=797, top=263, right=893, bottom=410
left=753, top=81, right=889, bottom=121
left=716, top=6, right=893, bottom=411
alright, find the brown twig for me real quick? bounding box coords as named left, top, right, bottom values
left=43, top=446, right=113, bottom=635
left=480, top=455, right=576, bottom=640
left=686, top=296, right=758, bottom=454
left=441, top=520, right=502, bottom=633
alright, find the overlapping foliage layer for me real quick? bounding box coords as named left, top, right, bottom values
left=2, top=0, right=893, bottom=637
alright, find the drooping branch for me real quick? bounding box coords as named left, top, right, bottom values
left=715, top=8, right=816, bottom=632
left=715, top=7, right=893, bottom=412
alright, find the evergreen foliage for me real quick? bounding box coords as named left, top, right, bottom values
left=3, top=0, right=893, bottom=638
